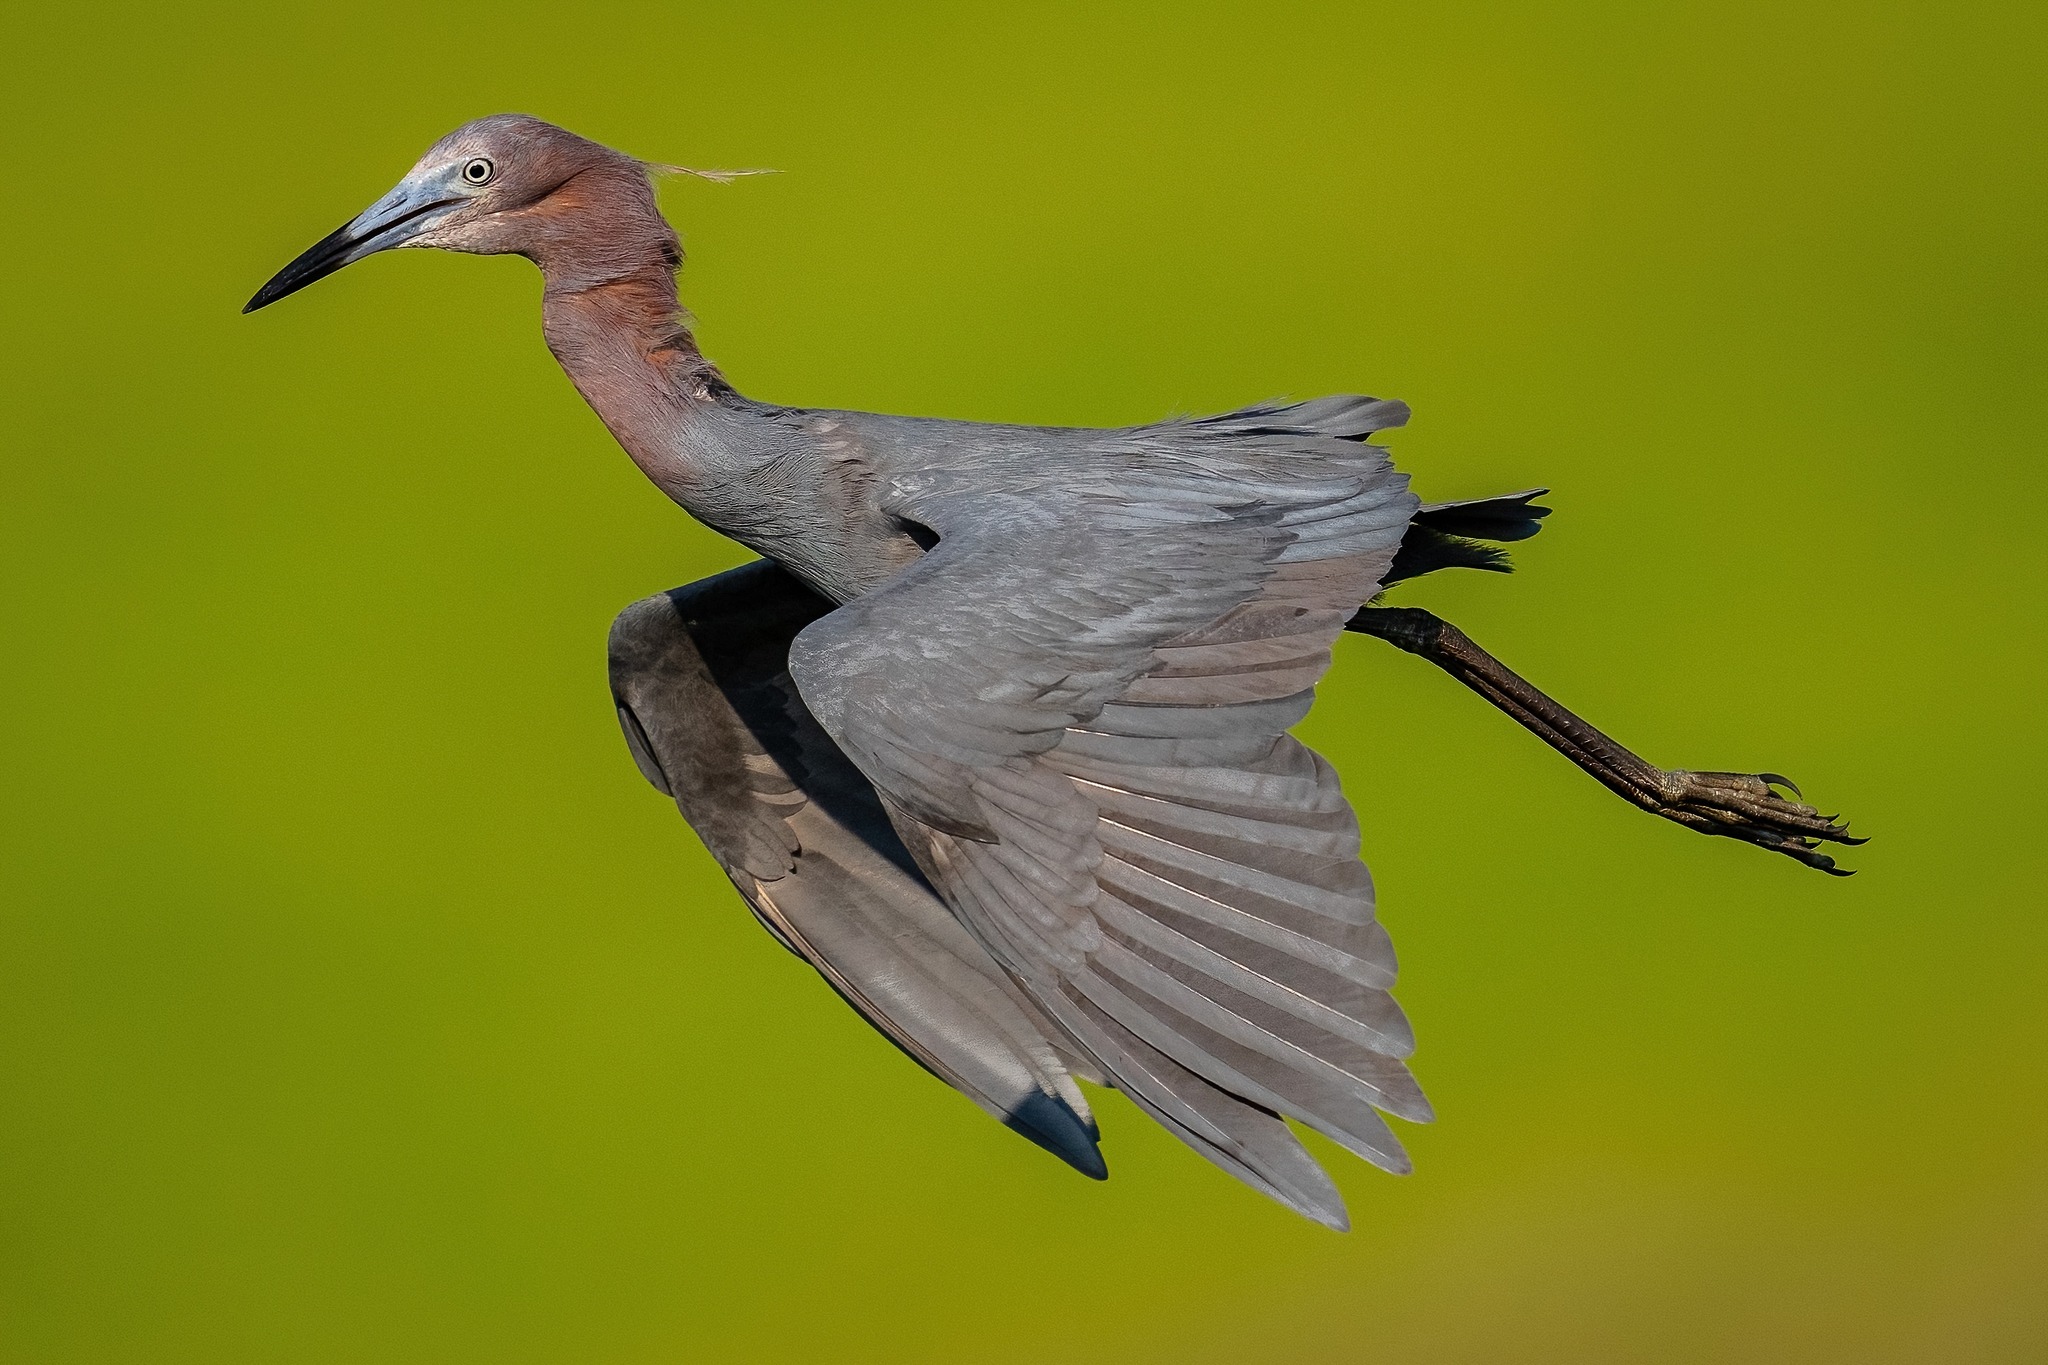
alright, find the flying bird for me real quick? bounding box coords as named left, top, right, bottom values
left=247, top=115, right=1860, bottom=1228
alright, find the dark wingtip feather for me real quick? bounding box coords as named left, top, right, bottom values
left=1004, top=1091, right=1109, bottom=1180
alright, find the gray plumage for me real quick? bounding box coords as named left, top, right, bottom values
left=607, top=395, right=1428, bottom=1229
left=247, top=115, right=1860, bottom=1231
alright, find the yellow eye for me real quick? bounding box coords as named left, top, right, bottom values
left=462, top=158, right=494, bottom=186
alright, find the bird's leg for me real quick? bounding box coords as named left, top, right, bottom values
left=1348, top=606, right=1864, bottom=875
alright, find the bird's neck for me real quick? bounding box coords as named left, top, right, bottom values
left=530, top=176, right=729, bottom=498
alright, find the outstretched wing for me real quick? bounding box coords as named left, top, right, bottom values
left=788, top=396, right=1425, bottom=1228
left=607, top=560, right=1104, bottom=1177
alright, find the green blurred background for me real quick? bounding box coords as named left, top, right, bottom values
left=3, top=1, right=2043, bottom=1360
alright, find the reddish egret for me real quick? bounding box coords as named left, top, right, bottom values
left=248, top=115, right=1858, bottom=1228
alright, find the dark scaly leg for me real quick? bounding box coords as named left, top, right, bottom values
left=1349, top=606, right=1864, bottom=875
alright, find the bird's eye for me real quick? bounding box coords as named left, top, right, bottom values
left=462, top=157, right=494, bottom=186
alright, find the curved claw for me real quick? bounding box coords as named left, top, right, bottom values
left=1757, top=772, right=1803, bottom=798
left=1769, top=834, right=1851, bottom=875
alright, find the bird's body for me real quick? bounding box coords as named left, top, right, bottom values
left=249, top=114, right=1859, bottom=1229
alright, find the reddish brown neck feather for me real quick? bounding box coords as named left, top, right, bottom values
left=522, top=166, right=728, bottom=491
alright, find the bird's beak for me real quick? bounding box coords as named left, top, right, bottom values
left=244, top=176, right=464, bottom=313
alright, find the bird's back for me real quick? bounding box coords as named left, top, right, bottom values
left=666, top=392, right=1420, bottom=609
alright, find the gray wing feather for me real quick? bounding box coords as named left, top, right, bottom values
left=786, top=397, right=1428, bottom=1223
left=1048, top=990, right=1352, bottom=1229
left=607, top=561, right=1103, bottom=1177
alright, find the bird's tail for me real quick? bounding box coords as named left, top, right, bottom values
left=1377, top=489, right=1551, bottom=587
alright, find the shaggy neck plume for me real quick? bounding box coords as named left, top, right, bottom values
left=528, top=166, right=729, bottom=491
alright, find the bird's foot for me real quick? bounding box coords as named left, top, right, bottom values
left=1638, top=770, right=1865, bottom=875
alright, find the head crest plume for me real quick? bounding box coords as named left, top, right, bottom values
left=644, top=162, right=777, bottom=185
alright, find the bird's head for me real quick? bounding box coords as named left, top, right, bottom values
left=244, top=115, right=749, bottom=313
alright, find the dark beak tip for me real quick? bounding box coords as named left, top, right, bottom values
left=243, top=280, right=290, bottom=313
left=242, top=271, right=301, bottom=315
left=242, top=216, right=369, bottom=317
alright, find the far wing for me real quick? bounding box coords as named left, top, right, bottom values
left=788, top=397, right=1425, bottom=1228
left=607, top=560, right=1102, bottom=1176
